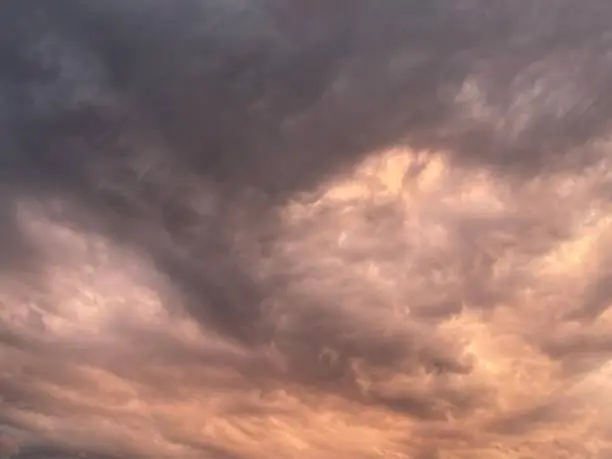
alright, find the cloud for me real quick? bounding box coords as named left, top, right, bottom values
left=2, top=1, right=612, bottom=458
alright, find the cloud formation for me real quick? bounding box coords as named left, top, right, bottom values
left=2, top=1, right=612, bottom=458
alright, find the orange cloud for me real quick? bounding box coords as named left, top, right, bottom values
left=3, top=2, right=612, bottom=458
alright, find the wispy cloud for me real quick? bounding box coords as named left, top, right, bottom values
left=2, top=1, right=612, bottom=458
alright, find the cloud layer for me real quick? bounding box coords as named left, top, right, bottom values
left=2, top=1, right=612, bottom=458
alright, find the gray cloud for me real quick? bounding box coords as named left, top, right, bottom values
left=2, top=1, right=612, bottom=458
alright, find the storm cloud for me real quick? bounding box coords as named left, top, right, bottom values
left=2, top=1, right=612, bottom=458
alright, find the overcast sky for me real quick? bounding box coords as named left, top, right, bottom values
left=2, top=1, right=612, bottom=458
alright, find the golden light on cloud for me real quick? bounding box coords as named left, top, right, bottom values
left=3, top=145, right=612, bottom=458
left=4, top=2, right=612, bottom=458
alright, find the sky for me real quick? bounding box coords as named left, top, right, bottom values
left=2, top=1, right=612, bottom=458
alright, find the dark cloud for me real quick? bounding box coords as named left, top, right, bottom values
left=2, top=1, right=612, bottom=458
